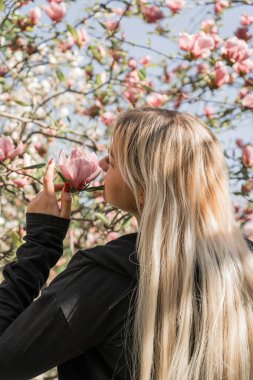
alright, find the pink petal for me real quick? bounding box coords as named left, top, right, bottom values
left=0, top=136, right=14, bottom=157
left=0, top=149, right=5, bottom=161
left=7, top=142, right=25, bottom=160
left=86, top=165, right=102, bottom=183
left=58, top=149, right=73, bottom=180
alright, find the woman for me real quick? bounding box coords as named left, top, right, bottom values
left=0, top=106, right=252, bottom=380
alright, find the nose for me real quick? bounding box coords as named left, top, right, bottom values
left=98, top=157, right=109, bottom=172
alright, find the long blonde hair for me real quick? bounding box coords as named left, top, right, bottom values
left=110, top=107, right=253, bottom=380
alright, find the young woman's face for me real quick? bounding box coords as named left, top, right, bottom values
left=98, top=133, right=141, bottom=222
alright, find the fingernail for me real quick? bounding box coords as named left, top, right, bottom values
left=64, top=182, right=70, bottom=193
left=48, top=158, right=54, bottom=165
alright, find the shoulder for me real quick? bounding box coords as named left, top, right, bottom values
left=67, top=232, right=138, bottom=279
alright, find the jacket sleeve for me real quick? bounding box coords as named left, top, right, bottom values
left=0, top=213, right=135, bottom=380
left=0, top=212, right=83, bottom=380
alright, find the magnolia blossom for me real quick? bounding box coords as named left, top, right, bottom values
left=179, top=31, right=215, bottom=58
left=112, top=8, right=123, bottom=15
left=204, top=106, right=215, bottom=118
left=29, top=7, right=41, bottom=25
left=99, top=111, right=117, bottom=126
left=235, top=138, right=245, bottom=148
left=123, top=86, right=141, bottom=105
left=242, top=94, right=253, bottom=110
left=235, top=27, right=252, bottom=42
left=241, top=14, right=253, bottom=26
left=12, top=177, right=30, bottom=188
left=58, top=147, right=102, bottom=191
left=75, top=28, right=89, bottom=48
left=166, top=0, right=185, bottom=13
left=105, top=20, right=119, bottom=31
left=234, top=59, right=253, bottom=75
left=107, top=232, right=120, bottom=241
left=197, top=62, right=209, bottom=74
left=214, top=61, right=229, bottom=87
left=242, top=145, right=253, bottom=167
left=0, top=136, right=25, bottom=162
left=0, top=67, right=8, bottom=76
left=43, top=1, right=66, bottom=23
left=222, top=37, right=252, bottom=63
left=239, top=87, right=250, bottom=98
left=201, top=19, right=222, bottom=48
left=128, top=58, right=137, bottom=69
left=140, top=55, right=152, bottom=66
left=60, top=36, right=75, bottom=52
left=143, top=6, right=164, bottom=23
left=214, top=0, right=229, bottom=14
left=146, top=93, right=167, bottom=107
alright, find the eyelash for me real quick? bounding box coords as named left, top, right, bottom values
left=105, top=155, right=111, bottom=165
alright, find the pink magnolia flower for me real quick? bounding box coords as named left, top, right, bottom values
left=43, top=1, right=66, bottom=23
left=166, top=0, right=185, bottom=13
left=214, top=61, right=229, bottom=87
left=107, top=231, right=120, bottom=241
left=60, top=36, right=75, bottom=52
left=241, top=14, right=253, bottom=26
left=197, top=62, right=209, bottom=74
left=204, top=106, right=215, bottom=118
left=29, top=7, right=41, bottom=25
left=201, top=19, right=222, bottom=48
left=241, top=180, right=253, bottom=193
left=99, top=111, right=117, bottom=126
left=140, top=55, right=152, bottom=66
left=35, top=142, right=48, bottom=157
left=239, top=87, right=250, bottom=98
left=75, top=28, right=89, bottom=48
left=214, top=0, right=229, bottom=14
left=123, top=87, right=141, bottom=105
left=234, top=59, right=253, bottom=75
left=235, top=138, right=245, bottom=148
left=105, top=20, right=119, bottom=32
left=242, top=145, right=253, bottom=167
left=12, top=177, right=30, bottom=188
left=0, top=136, right=25, bottom=162
left=112, top=8, right=123, bottom=16
left=235, top=27, right=252, bottom=42
left=128, top=58, right=137, bottom=69
left=201, top=19, right=217, bottom=34
left=146, top=93, right=167, bottom=107
left=0, top=67, right=8, bottom=76
left=58, top=147, right=102, bottom=191
left=222, top=37, right=252, bottom=63
left=179, top=31, right=215, bottom=58
left=242, top=94, right=253, bottom=110
left=124, top=69, right=141, bottom=84
left=143, top=6, right=164, bottom=23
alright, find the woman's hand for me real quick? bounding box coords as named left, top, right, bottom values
left=26, top=158, right=72, bottom=219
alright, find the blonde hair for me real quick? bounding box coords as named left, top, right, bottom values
left=110, top=107, right=253, bottom=380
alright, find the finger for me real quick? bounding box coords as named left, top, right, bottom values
left=43, top=158, right=55, bottom=195
left=60, top=184, right=72, bottom=219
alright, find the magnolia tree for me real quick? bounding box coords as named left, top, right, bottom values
left=0, top=0, right=253, bottom=286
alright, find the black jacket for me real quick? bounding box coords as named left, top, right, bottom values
left=0, top=213, right=139, bottom=380
left=1, top=213, right=253, bottom=380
